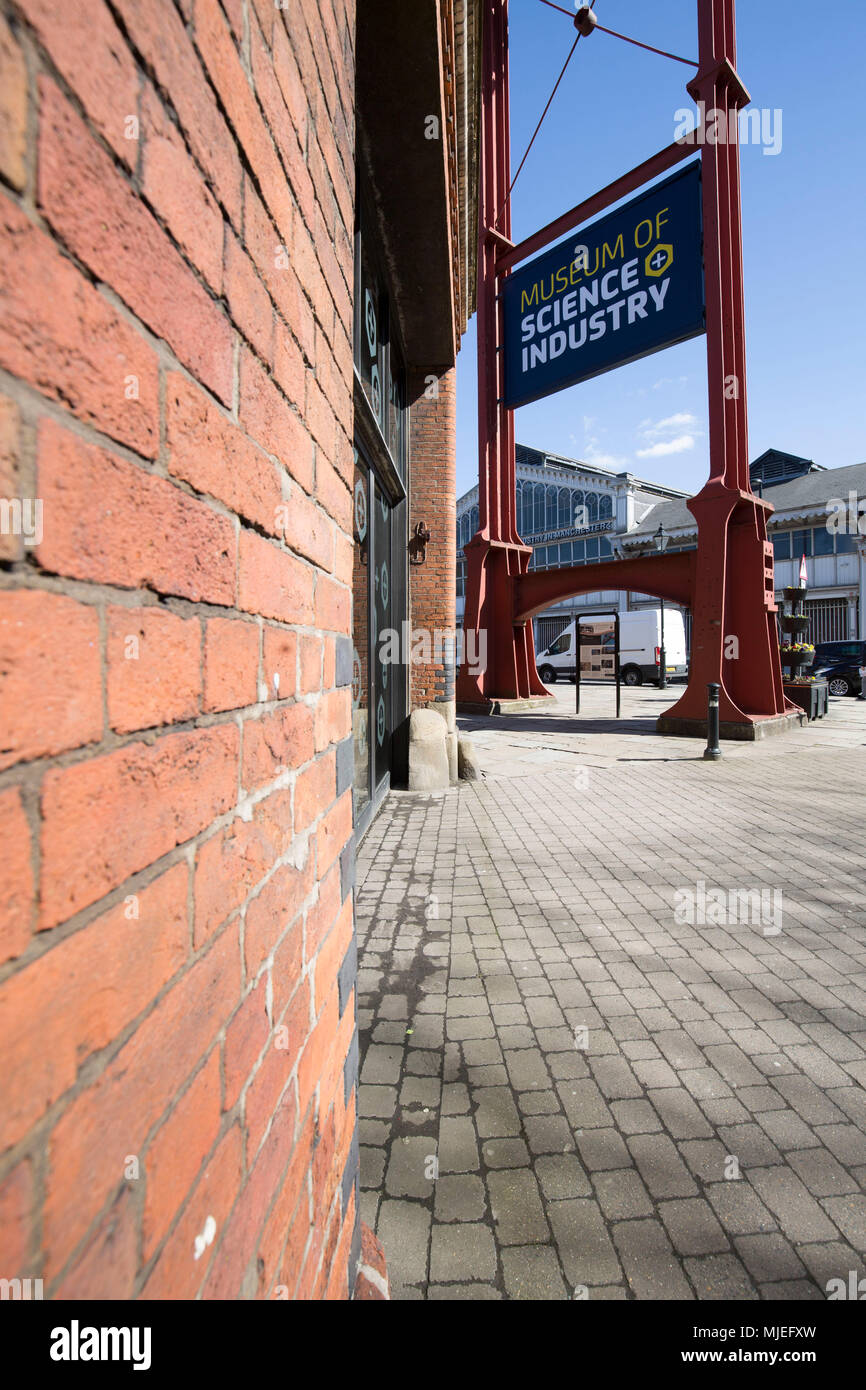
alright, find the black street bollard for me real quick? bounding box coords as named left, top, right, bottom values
left=704, top=682, right=722, bottom=760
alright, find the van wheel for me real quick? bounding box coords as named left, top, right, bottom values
left=539, top=665, right=556, bottom=685
left=622, top=667, right=642, bottom=687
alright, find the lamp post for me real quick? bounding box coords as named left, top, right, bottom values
left=654, top=523, right=669, bottom=689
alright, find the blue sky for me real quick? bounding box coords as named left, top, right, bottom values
left=455, top=0, right=866, bottom=500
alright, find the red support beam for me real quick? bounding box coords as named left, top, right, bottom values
left=458, top=0, right=800, bottom=738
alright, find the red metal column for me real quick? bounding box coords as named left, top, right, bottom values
left=456, top=0, right=548, bottom=706
left=658, top=0, right=792, bottom=735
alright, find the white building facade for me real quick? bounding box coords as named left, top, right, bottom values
left=456, top=443, right=689, bottom=651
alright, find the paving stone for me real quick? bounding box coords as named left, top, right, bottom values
left=360, top=1146, right=387, bottom=1189
left=524, top=1114, right=576, bottom=1155
left=659, top=1198, right=729, bottom=1256
left=482, top=1137, right=530, bottom=1169
left=684, top=1253, right=755, bottom=1300
left=504, top=1049, right=551, bottom=1091
left=748, top=1167, right=838, bottom=1243
left=535, top=1153, right=592, bottom=1201
left=650, top=1087, right=714, bottom=1140
left=612, top=1219, right=693, bottom=1299
left=733, top=1233, right=805, bottom=1283
left=400, top=1077, right=441, bottom=1109
left=787, top=1147, right=858, bottom=1198
left=756, top=1108, right=820, bottom=1151
left=359, top=1084, right=397, bottom=1119
left=609, top=1099, right=663, bottom=1134
left=473, top=1087, right=521, bottom=1139
left=815, top=1124, right=866, bottom=1168
left=434, top=1175, right=487, bottom=1224
left=575, top=1127, right=631, bottom=1172
left=821, top=1195, right=866, bottom=1253
left=549, top=1200, right=621, bottom=1286
left=557, top=1079, right=613, bottom=1129
left=593, top=1169, right=653, bottom=1221
left=705, top=1181, right=778, bottom=1236
left=429, top=1223, right=497, bottom=1283
left=717, top=1123, right=783, bottom=1168
left=627, top=1134, right=698, bottom=1199
left=439, top=1116, right=479, bottom=1174
left=518, top=1089, right=560, bottom=1115
left=385, top=1137, right=438, bottom=1199
left=442, top=1083, right=470, bottom=1115
left=377, top=1200, right=431, bottom=1290
left=428, top=1284, right=503, bottom=1299
left=501, top=1244, right=568, bottom=1300
left=361, top=1044, right=404, bottom=1084
left=488, top=1169, right=549, bottom=1245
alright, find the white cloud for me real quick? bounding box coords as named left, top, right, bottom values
left=636, top=435, right=696, bottom=458
left=641, top=412, right=699, bottom=439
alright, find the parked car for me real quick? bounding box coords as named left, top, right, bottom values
left=814, top=659, right=863, bottom=698
left=812, top=639, right=866, bottom=697
left=535, top=609, right=688, bottom=687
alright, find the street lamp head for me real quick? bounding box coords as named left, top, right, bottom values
left=654, top=522, right=669, bottom=554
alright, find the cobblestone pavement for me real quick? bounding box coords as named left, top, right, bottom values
left=356, top=685, right=866, bottom=1300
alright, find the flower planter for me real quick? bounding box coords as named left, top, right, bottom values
left=781, top=615, right=809, bottom=633
left=783, top=586, right=807, bottom=602
left=780, top=648, right=814, bottom=667
left=783, top=679, right=828, bottom=720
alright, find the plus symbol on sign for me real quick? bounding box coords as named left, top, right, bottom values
left=650, top=251, right=667, bottom=272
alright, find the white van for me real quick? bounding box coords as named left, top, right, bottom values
left=535, top=609, right=688, bottom=687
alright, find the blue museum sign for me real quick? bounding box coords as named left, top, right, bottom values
left=503, top=163, right=705, bottom=410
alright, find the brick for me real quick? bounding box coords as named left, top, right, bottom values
left=316, top=454, right=352, bottom=531
left=38, top=79, right=232, bottom=404
left=314, top=687, right=352, bottom=751
left=0, top=13, right=27, bottom=189
left=0, top=393, right=20, bottom=562
left=294, top=750, right=336, bottom=833
left=279, top=485, right=335, bottom=572
left=239, top=347, right=313, bottom=492
left=43, top=925, right=240, bottom=1278
left=262, top=627, right=297, bottom=700
left=241, top=701, right=314, bottom=792
left=303, top=865, right=343, bottom=969
left=108, top=0, right=243, bottom=228
left=143, top=1050, right=222, bottom=1258
left=0, top=591, right=102, bottom=770
left=141, top=85, right=223, bottom=293
left=225, top=226, right=274, bottom=363
left=224, top=975, right=270, bottom=1111
left=203, top=617, right=260, bottom=714
left=18, top=0, right=139, bottom=166
left=238, top=528, right=314, bottom=625
left=193, top=787, right=293, bottom=945
left=53, top=1190, right=137, bottom=1300
left=0, top=788, right=33, bottom=965
left=0, top=197, right=159, bottom=456
left=0, top=863, right=188, bottom=1153
left=140, top=1125, right=244, bottom=1300
left=107, top=605, right=201, bottom=733
left=167, top=374, right=283, bottom=536
left=244, top=856, right=313, bottom=978
left=316, top=790, right=352, bottom=880
left=37, top=421, right=235, bottom=606
left=0, top=1160, right=32, bottom=1276
left=39, top=724, right=237, bottom=928
left=312, top=895, right=353, bottom=1013
left=194, top=0, right=294, bottom=248
left=199, top=1089, right=295, bottom=1299
left=245, top=1030, right=295, bottom=1163
left=299, top=635, right=323, bottom=694
left=273, top=321, right=305, bottom=411
left=298, top=986, right=339, bottom=1121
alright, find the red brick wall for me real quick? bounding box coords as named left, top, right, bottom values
left=0, top=0, right=360, bottom=1300
left=408, top=367, right=457, bottom=708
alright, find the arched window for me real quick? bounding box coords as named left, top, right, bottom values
left=571, top=489, right=585, bottom=529
left=546, top=485, right=558, bottom=531
left=534, top=483, right=545, bottom=535
left=599, top=494, right=613, bottom=520
left=586, top=492, right=599, bottom=523
left=558, top=487, right=571, bottom=528
left=470, top=505, right=479, bottom=537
